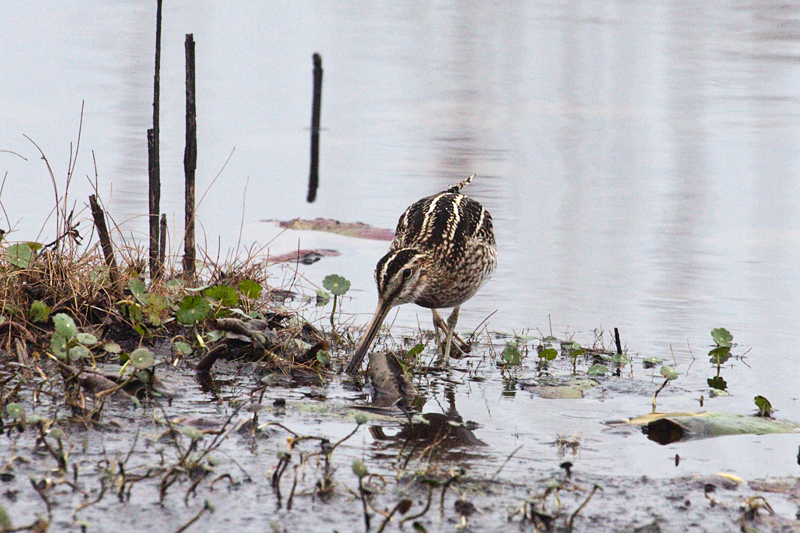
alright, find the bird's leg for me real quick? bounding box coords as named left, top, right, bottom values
left=431, top=309, right=469, bottom=358
left=442, top=306, right=460, bottom=364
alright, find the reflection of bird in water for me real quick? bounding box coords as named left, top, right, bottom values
left=345, top=175, right=497, bottom=375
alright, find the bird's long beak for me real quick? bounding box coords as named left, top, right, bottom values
left=346, top=298, right=392, bottom=375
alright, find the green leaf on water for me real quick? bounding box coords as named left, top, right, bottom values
left=204, top=285, right=239, bottom=307
left=322, top=274, right=350, bottom=296
left=130, top=348, right=155, bottom=370
left=502, top=343, right=522, bottom=365
left=176, top=295, right=212, bottom=326
left=539, top=348, right=558, bottom=361
left=754, top=395, right=773, bottom=417
left=238, top=279, right=262, bottom=300
left=52, top=313, right=77, bottom=339
left=660, top=366, right=679, bottom=381
left=181, top=426, right=204, bottom=442
left=5, top=403, right=24, bottom=419
left=28, top=300, right=50, bottom=323
left=707, top=376, right=727, bottom=391
left=127, top=278, right=149, bottom=305
left=711, top=328, right=733, bottom=347
left=587, top=364, right=607, bottom=376
left=5, top=243, right=37, bottom=268
left=612, top=352, right=630, bottom=365
left=406, top=343, right=424, bottom=360
left=643, top=356, right=664, bottom=365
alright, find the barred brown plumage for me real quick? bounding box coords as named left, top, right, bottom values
left=345, top=175, right=497, bottom=375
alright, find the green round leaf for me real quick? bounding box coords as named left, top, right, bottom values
left=5, top=243, right=37, bottom=268
left=50, top=333, right=68, bottom=358
left=176, top=295, right=212, bottom=326
left=127, top=279, right=149, bottom=305
left=660, top=366, right=679, bottom=381
left=103, top=341, right=122, bottom=354
left=130, top=348, right=155, bottom=370
left=707, top=376, right=727, bottom=391
left=587, top=364, right=607, bottom=376
left=76, top=332, right=98, bottom=346
left=238, top=279, right=262, bottom=300
left=354, top=413, right=368, bottom=426
left=173, top=341, right=193, bottom=357
left=5, top=403, right=24, bottom=419
left=754, top=395, right=773, bottom=417
left=322, top=274, right=351, bottom=296
left=539, top=348, right=558, bottom=361
left=49, top=428, right=64, bottom=440
left=352, top=459, right=368, bottom=478
left=69, top=345, right=92, bottom=361
left=316, top=350, right=331, bottom=366
left=203, top=285, right=239, bottom=307
left=181, top=426, right=204, bottom=441
left=502, top=344, right=522, bottom=365
left=52, top=313, right=78, bottom=339
left=711, top=328, right=733, bottom=347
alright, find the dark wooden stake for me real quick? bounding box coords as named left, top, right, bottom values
left=158, top=214, right=167, bottom=279
left=614, top=327, right=623, bottom=355
left=183, top=34, right=197, bottom=279
left=307, top=53, right=323, bottom=203
left=148, top=0, right=163, bottom=279
left=88, top=194, right=119, bottom=288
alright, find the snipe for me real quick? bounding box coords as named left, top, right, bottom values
left=345, top=175, right=497, bottom=375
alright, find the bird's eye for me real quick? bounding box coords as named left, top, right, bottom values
left=402, top=268, right=412, bottom=280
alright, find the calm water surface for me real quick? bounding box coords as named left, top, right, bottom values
left=3, top=1, right=800, bottom=478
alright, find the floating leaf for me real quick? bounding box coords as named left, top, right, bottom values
left=754, top=395, right=773, bottom=417
left=204, top=285, right=239, bottom=307
left=173, top=341, right=193, bottom=357
left=28, top=300, right=50, bottom=323
left=5, top=243, right=37, bottom=268
left=707, top=376, right=727, bottom=391
left=711, top=328, right=733, bottom=347
left=238, top=279, right=262, bottom=300
left=322, top=274, right=351, bottom=296
left=502, top=343, right=522, bottom=365
left=5, top=403, right=24, bottom=419
left=176, top=295, right=212, bottom=326
left=612, top=352, right=630, bottom=365
left=181, top=426, right=204, bottom=442
left=130, top=348, right=155, bottom=370
left=52, top=313, right=78, bottom=339
left=539, top=348, right=558, bottom=361
left=76, top=332, right=98, bottom=346
left=643, top=356, right=664, bottom=365
left=587, top=364, right=607, bottom=376
left=660, top=366, right=679, bottom=381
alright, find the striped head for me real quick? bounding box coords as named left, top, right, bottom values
left=374, top=248, right=431, bottom=308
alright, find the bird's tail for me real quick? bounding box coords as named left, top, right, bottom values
left=446, top=174, right=476, bottom=194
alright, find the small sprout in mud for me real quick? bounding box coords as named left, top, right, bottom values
left=754, top=395, right=774, bottom=418
left=711, top=327, right=733, bottom=347
left=129, top=348, right=156, bottom=370
left=5, top=403, right=24, bottom=420
left=587, top=364, right=607, bottom=376
left=238, top=279, right=262, bottom=300
left=28, top=300, right=51, bottom=323
left=352, top=459, right=368, bottom=479
left=354, top=413, right=368, bottom=426
left=502, top=341, right=522, bottom=366
left=322, top=274, right=351, bottom=331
